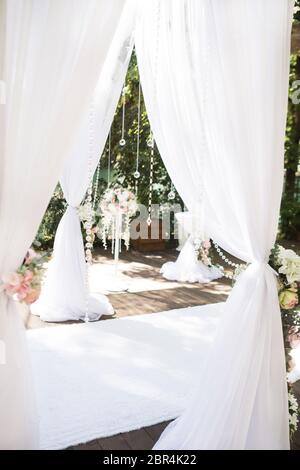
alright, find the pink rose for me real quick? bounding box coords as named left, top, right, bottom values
left=16, top=285, right=31, bottom=301
left=279, top=289, right=299, bottom=310
left=1, top=272, right=23, bottom=295
left=23, top=287, right=41, bottom=304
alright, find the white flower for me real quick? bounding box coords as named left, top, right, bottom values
left=288, top=392, right=299, bottom=410
left=288, top=392, right=299, bottom=433
left=287, top=368, right=300, bottom=384
left=289, top=412, right=298, bottom=429
left=78, top=204, right=95, bottom=222
left=278, top=247, right=300, bottom=284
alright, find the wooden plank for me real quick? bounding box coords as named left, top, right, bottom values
left=144, top=422, right=171, bottom=443
left=99, top=434, right=132, bottom=451
left=120, top=428, right=155, bottom=450
left=292, top=22, right=300, bottom=56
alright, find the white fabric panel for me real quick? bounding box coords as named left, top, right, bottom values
left=32, top=0, right=137, bottom=322
left=136, top=0, right=293, bottom=450
left=0, top=0, right=126, bottom=449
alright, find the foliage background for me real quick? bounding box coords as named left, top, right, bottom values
left=36, top=27, right=300, bottom=249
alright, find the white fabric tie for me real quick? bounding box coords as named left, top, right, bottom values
left=251, top=260, right=278, bottom=277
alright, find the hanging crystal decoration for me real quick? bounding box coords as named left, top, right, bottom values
left=168, top=183, right=176, bottom=201
left=119, top=84, right=126, bottom=146
left=146, top=0, right=159, bottom=226
left=134, top=81, right=142, bottom=194
left=147, top=134, right=155, bottom=226
left=107, top=130, right=112, bottom=187
left=147, top=135, right=154, bottom=147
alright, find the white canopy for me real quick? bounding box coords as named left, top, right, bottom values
left=0, top=0, right=294, bottom=450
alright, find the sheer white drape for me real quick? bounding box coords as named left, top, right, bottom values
left=0, top=0, right=126, bottom=449
left=31, top=0, right=137, bottom=322
left=136, top=0, right=293, bottom=449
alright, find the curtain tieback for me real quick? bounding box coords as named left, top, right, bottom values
left=67, top=204, right=78, bottom=210
left=252, top=260, right=278, bottom=277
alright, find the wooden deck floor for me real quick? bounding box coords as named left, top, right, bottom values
left=21, top=248, right=300, bottom=450
left=22, top=248, right=231, bottom=329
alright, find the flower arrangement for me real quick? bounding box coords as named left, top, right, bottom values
left=289, top=392, right=299, bottom=435
left=270, top=245, right=300, bottom=435
left=194, top=239, right=212, bottom=266
left=269, top=245, right=300, bottom=337
left=97, top=187, right=138, bottom=250
left=1, top=248, right=49, bottom=305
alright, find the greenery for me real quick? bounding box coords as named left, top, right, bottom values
left=35, top=184, right=66, bottom=249
left=97, top=50, right=182, bottom=208
left=280, top=53, right=300, bottom=240
left=36, top=25, right=300, bottom=248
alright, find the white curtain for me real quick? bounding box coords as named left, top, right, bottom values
left=0, top=0, right=126, bottom=449
left=31, top=0, right=137, bottom=322
left=136, top=0, right=293, bottom=449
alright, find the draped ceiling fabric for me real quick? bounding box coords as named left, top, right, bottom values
left=136, top=0, right=294, bottom=450
left=31, top=0, right=136, bottom=322
left=0, top=0, right=126, bottom=449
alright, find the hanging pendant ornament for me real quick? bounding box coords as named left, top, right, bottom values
left=134, top=81, right=142, bottom=194
left=147, top=135, right=154, bottom=148
left=107, top=130, right=112, bottom=188
left=119, top=84, right=127, bottom=147
left=147, top=134, right=155, bottom=226
left=168, top=183, right=175, bottom=201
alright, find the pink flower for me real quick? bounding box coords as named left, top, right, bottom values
left=1, top=272, right=23, bottom=295
left=279, top=289, right=299, bottom=310
left=23, top=270, right=33, bottom=283
left=2, top=269, right=36, bottom=303
left=23, top=287, right=41, bottom=304
left=202, top=240, right=211, bottom=249
left=16, top=285, right=31, bottom=301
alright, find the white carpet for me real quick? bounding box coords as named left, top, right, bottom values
left=27, top=303, right=222, bottom=450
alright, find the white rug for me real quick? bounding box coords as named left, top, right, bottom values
left=28, top=303, right=222, bottom=450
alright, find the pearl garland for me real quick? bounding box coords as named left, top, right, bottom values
left=93, top=159, right=101, bottom=210
left=84, top=102, right=96, bottom=323
left=213, top=241, right=240, bottom=268
left=212, top=241, right=247, bottom=281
